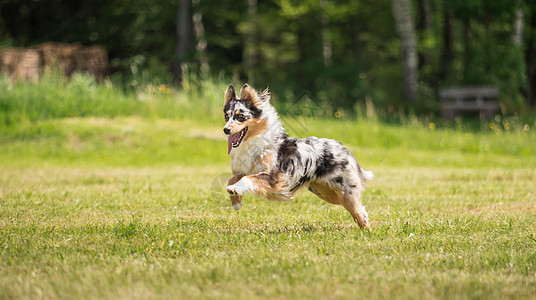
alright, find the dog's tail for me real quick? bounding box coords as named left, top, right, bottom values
left=361, top=170, right=374, bottom=181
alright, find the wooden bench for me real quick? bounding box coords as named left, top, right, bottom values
left=439, top=86, right=500, bottom=119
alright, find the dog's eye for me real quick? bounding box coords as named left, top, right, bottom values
left=235, top=113, right=245, bottom=121
left=224, top=114, right=229, bottom=121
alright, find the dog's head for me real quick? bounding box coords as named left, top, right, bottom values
left=223, top=84, right=270, bottom=154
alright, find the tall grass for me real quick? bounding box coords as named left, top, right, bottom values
left=1, top=71, right=535, bottom=171
left=0, top=73, right=138, bottom=125
left=2, top=70, right=534, bottom=132
left=1, top=71, right=534, bottom=162
left=0, top=71, right=228, bottom=129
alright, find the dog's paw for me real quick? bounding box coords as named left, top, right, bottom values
left=232, top=202, right=242, bottom=210
left=226, top=184, right=244, bottom=195
left=226, top=177, right=255, bottom=195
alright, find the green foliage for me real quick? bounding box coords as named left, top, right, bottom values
left=442, top=1, right=528, bottom=113
left=1, top=0, right=534, bottom=112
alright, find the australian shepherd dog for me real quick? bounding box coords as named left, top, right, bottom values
left=223, top=84, right=373, bottom=228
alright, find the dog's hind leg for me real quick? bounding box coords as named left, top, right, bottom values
left=227, top=175, right=244, bottom=210
left=308, top=183, right=343, bottom=205
left=341, top=176, right=369, bottom=228
left=309, top=182, right=369, bottom=228
left=342, top=192, right=369, bottom=228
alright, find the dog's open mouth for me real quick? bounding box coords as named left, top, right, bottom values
left=227, top=127, right=248, bottom=154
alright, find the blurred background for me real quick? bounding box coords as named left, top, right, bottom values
left=1, top=0, right=535, bottom=117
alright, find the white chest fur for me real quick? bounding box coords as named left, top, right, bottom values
left=230, top=135, right=277, bottom=175
left=229, top=111, right=283, bottom=175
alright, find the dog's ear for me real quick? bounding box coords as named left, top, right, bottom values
left=240, top=83, right=270, bottom=106
left=224, top=84, right=236, bottom=105
left=240, top=84, right=256, bottom=103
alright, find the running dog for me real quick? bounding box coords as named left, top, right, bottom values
left=223, top=84, right=373, bottom=228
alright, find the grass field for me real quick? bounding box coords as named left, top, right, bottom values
left=1, top=77, right=536, bottom=299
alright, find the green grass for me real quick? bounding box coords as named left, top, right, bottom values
left=0, top=72, right=227, bottom=126
left=1, top=76, right=536, bottom=299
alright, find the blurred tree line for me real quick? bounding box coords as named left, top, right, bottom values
left=1, top=0, right=535, bottom=114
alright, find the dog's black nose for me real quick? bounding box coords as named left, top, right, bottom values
left=223, top=127, right=231, bottom=134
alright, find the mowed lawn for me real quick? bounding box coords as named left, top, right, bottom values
left=1, top=116, right=535, bottom=299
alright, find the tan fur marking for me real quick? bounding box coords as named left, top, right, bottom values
left=246, top=173, right=292, bottom=201
left=240, top=84, right=255, bottom=100
left=227, top=175, right=243, bottom=206
left=249, top=152, right=272, bottom=173
left=228, top=174, right=244, bottom=185
left=243, top=118, right=268, bottom=142
left=342, top=194, right=369, bottom=228
left=240, top=84, right=265, bottom=107
left=228, top=121, right=246, bottom=135
left=261, top=153, right=273, bottom=170
left=309, top=183, right=343, bottom=204
left=247, top=174, right=272, bottom=196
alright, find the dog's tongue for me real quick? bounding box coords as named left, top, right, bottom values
left=227, top=132, right=240, bottom=155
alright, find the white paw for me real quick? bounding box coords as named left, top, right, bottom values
left=226, top=177, right=255, bottom=195
left=226, top=184, right=242, bottom=195
left=226, top=184, right=248, bottom=195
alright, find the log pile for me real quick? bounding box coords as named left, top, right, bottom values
left=0, top=42, right=109, bottom=82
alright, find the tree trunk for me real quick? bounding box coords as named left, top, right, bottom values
left=192, top=0, right=209, bottom=74
left=417, top=0, right=432, bottom=31
left=525, top=6, right=535, bottom=108
left=439, top=9, right=454, bottom=81
left=416, top=0, right=431, bottom=70
left=243, top=0, right=258, bottom=80
left=174, top=0, right=192, bottom=84
left=320, top=0, right=332, bottom=67
left=391, top=0, right=419, bottom=104
left=512, top=5, right=525, bottom=47
left=512, top=4, right=527, bottom=107
left=462, top=18, right=470, bottom=82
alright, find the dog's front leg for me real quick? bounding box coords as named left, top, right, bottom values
left=227, top=173, right=292, bottom=203
left=226, top=176, right=257, bottom=196
left=227, top=175, right=245, bottom=210
left=227, top=172, right=278, bottom=197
